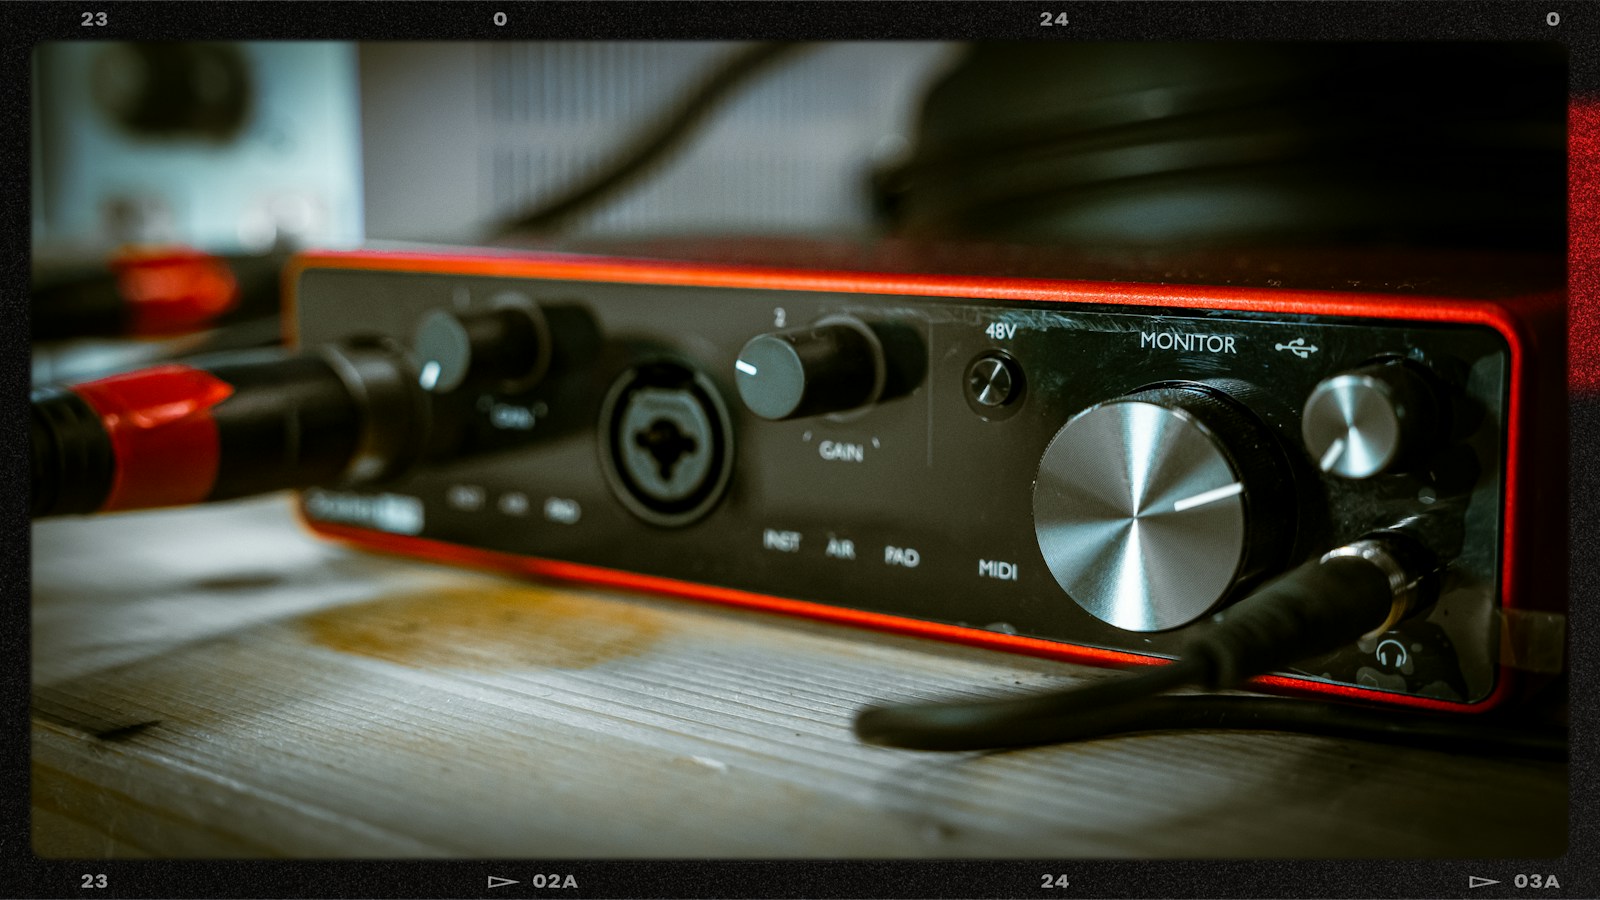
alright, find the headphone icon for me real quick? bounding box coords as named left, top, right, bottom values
left=1376, top=638, right=1409, bottom=668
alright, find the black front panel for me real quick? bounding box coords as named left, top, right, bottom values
left=296, top=267, right=1509, bottom=704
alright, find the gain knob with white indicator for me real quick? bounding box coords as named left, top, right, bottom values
left=1301, top=359, right=1440, bottom=479
left=411, top=301, right=551, bottom=395
left=733, top=315, right=886, bottom=421
left=1032, top=383, right=1293, bottom=632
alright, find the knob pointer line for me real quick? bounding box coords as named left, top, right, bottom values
left=1318, top=437, right=1347, bottom=472
left=419, top=360, right=443, bottom=390
left=1169, top=481, right=1244, bottom=513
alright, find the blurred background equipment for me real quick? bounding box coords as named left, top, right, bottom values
left=31, top=40, right=1570, bottom=266
left=875, top=43, right=1567, bottom=251
left=30, top=41, right=364, bottom=384
left=491, top=42, right=813, bottom=237
left=358, top=42, right=959, bottom=242
left=32, top=41, right=364, bottom=254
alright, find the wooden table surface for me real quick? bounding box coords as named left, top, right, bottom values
left=30, top=496, right=1566, bottom=859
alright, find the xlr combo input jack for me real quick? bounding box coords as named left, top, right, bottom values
left=599, top=361, right=735, bottom=527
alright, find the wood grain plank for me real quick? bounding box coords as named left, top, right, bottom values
left=31, top=496, right=1567, bottom=858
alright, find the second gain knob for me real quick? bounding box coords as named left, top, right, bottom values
left=734, top=316, right=886, bottom=421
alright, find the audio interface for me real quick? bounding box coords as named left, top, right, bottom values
left=286, top=245, right=1566, bottom=713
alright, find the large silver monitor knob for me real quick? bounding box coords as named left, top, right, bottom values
left=1033, top=383, right=1291, bottom=632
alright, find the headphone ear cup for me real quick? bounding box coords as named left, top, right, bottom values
left=880, top=43, right=1566, bottom=252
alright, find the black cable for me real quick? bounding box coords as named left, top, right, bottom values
left=493, top=43, right=807, bottom=238
left=855, top=536, right=1453, bottom=753
left=869, top=694, right=1566, bottom=761
left=30, top=342, right=430, bottom=517
left=855, top=657, right=1207, bottom=752
left=31, top=250, right=288, bottom=343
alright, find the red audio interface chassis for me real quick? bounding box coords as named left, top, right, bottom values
left=287, top=243, right=1566, bottom=715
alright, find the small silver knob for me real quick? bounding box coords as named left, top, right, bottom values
left=1302, top=361, right=1436, bottom=479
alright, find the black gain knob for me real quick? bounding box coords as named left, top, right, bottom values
left=411, top=302, right=551, bottom=395
left=734, top=316, right=886, bottom=420
left=1033, top=382, right=1294, bottom=632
